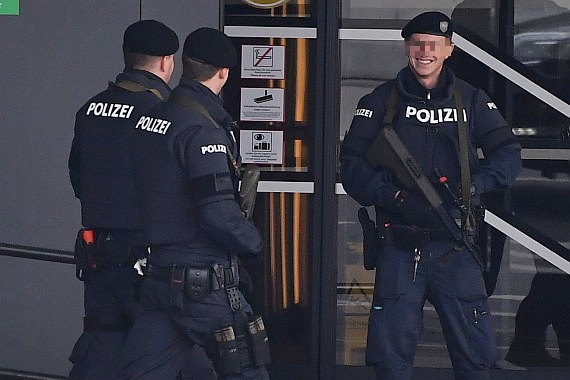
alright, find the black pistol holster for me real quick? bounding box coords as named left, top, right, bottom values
left=74, top=228, right=100, bottom=281
left=358, top=207, right=381, bottom=270
left=74, top=228, right=146, bottom=281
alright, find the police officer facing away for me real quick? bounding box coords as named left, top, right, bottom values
left=340, top=12, right=522, bottom=380
left=119, top=27, right=271, bottom=379
left=67, top=20, right=180, bottom=380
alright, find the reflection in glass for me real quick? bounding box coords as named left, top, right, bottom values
left=512, top=1, right=570, bottom=144
left=339, top=40, right=406, bottom=140
left=250, top=192, right=312, bottom=363
left=337, top=38, right=405, bottom=364
left=499, top=158, right=570, bottom=369
left=336, top=195, right=374, bottom=365
left=505, top=256, right=570, bottom=367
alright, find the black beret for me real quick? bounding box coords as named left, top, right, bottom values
left=183, top=27, right=237, bottom=68
left=401, top=11, right=453, bottom=39
left=123, top=20, right=179, bottom=56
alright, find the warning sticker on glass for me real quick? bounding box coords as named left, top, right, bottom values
left=241, top=45, right=285, bottom=79
left=239, top=130, right=283, bottom=164
left=240, top=87, right=284, bottom=122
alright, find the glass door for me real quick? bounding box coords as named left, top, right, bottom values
left=222, top=1, right=326, bottom=378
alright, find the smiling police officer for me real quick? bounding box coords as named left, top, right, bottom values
left=119, top=27, right=270, bottom=379
left=68, top=20, right=181, bottom=380
left=340, top=11, right=522, bottom=380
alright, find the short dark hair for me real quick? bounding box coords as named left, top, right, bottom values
left=124, top=52, right=162, bottom=70
left=182, top=56, right=219, bottom=81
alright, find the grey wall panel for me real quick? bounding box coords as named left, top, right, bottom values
left=0, top=1, right=138, bottom=376
left=0, top=0, right=221, bottom=376
left=0, top=0, right=219, bottom=252
left=0, top=1, right=139, bottom=251
left=0, top=256, right=82, bottom=376
left=142, top=0, right=220, bottom=85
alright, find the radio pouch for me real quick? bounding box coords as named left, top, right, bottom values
left=184, top=267, right=211, bottom=300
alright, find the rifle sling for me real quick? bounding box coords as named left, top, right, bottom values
left=382, top=83, right=472, bottom=212
left=454, top=89, right=472, bottom=213
left=170, top=93, right=241, bottom=178
left=383, top=82, right=399, bottom=127
left=367, top=83, right=482, bottom=266
left=109, top=80, right=164, bottom=101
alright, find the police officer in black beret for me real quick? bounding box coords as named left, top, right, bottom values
left=67, top=20, right=215, bottom=380
left=340, top=11, right=522, bottom=380
left=119, top=27, right=270, bottom=379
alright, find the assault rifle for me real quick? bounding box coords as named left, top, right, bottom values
left=239, top=164, right=261, bottom=220
left=366, top=126, right=482, bottom=267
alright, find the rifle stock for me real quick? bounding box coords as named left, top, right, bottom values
left=366, top=127, right=482, bottom=267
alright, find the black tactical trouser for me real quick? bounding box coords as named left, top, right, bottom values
left=119, top=272, right=270, bottom=380
left=69, top=266, right=141, bottom=380
left=366, top=238, right=496, bottom=380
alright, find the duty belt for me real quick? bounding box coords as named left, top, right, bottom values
left=394, top=224, right=450, bottom=239
left=145, top=262, right=239, bottom=289
left=145, top=260, right=242, bottom=311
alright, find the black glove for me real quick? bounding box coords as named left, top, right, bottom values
left=390, top=190, right=443, bottom=229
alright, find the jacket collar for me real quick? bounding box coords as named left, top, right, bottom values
left=116, top=69, right=172, bottom=99
left=396, top=65, right=455, bottom=103
left=174, top=77, right=233, bottom=129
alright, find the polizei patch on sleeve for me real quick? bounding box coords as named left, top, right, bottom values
left=355, top=108, right=374, bottom=118
left=201, top=144, right=227, bottom=155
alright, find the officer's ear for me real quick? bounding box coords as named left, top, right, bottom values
left=444, top=39, right=454, bottom=59
left=219, top=67, right=230, bottom=81
left=158, top=55, right=175, bottom=83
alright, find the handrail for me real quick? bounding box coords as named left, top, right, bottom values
left=0, top=367, right=66, bottom=380
left=0, top=243, right=74, bottom=264
left=485, top=206, right=570, bottom=275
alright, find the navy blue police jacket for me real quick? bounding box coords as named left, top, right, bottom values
left=130, top=77, right=261, bottom=260
left=69, top=69, right=171, bottom=231
left=340, top=65, right=522, bottom=213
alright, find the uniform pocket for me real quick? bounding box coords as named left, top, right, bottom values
left=375, top=245, right=415, bottom=298
left=458, top=297, right=497, bottom=367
